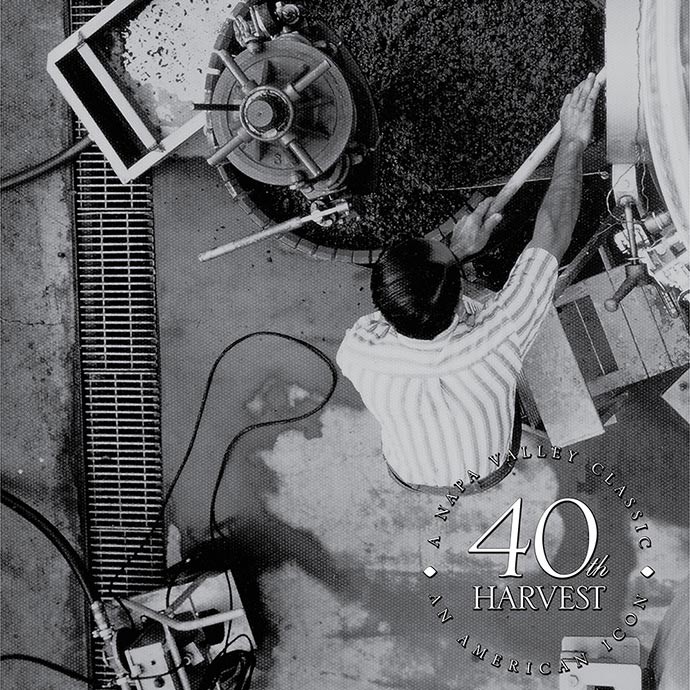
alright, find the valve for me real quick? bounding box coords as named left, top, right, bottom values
left=605, top=196, right=646, bottom=311
left=275, top=2, right=303, bottom=26
left=208, top=47, right=332, bottom=179
left=203, top=1, right=379, bottom=251
left=604, top=263, right=650, bottom=312
left=604, top=198, right=680, bottom=316
left=206, top=38, right=353, bottom=184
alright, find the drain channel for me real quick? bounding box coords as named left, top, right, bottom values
left=69, top=2, right=165, bottom=685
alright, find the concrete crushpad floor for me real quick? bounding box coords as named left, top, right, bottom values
left=1, top=2, right=89, bottom=690
left=154, top=156, right=689, bottom=690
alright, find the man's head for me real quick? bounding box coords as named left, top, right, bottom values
left=371, top=238, right=462, bottom=340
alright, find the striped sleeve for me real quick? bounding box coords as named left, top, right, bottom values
left=495, top=246, right=558, bottom=357
left=336, top=327, right=357, bottom=380
left=336, top=314, right=378, bottom=381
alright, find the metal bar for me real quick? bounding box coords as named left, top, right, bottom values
left=287, top=60, right=331, bottom=98
left=207, top=129, right=252, bottom=166
left=199, top=201, right=349, bottom=260
left=214, top=49, right=256, bottom=92
left=76, top=43, right=157, bottom=150
left=286, top=139, right=321, bottom=177
left=555, top=221, right=611, bottom=299
left=163, top=625, right=193, bottom=690
left=123, top=599, right=247, bottom=631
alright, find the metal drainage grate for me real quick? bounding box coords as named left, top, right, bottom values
left=69, top=2, right=165, bottom=685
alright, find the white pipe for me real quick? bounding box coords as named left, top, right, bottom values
left=198, top=201, right=349, bottom=261
left=163, top=624, right=193, bottom=690
left=122, top=597, right=246, bottom=631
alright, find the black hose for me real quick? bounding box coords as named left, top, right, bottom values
left=0, top=654, right=91, bottom=684
left=0, top=489, right=97, bottom=604
left=104, top=331, right=338, bottom=595
left=209, top=332, right=338, bottom=547
left=1, top=137, right=93, bottom=191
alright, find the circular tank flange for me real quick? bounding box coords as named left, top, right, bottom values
left=208, top=39, right=354, bottom=186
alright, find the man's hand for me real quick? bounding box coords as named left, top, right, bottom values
left=560, top=72, right=601, bottom=148
left=450, top=196, right=503, bottom=260
left=528, top=72, right=602, bottom=261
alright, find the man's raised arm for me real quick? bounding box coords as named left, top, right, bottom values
left=528, top=73, right=602, bottom=262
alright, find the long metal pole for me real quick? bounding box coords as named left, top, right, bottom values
left=198, top=202, right=349, bottom=261
left=122, top=598, right=246, bottom=631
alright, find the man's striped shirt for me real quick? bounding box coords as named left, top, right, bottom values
left=337, top=246, right=558, bottom=485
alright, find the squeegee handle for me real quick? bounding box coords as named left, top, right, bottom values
left=199, top=216, right=308, bottom=261
left=198, top=202, right=349, bottom=261
left=490, top=68, right=606, bottom=215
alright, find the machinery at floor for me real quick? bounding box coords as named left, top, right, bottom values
left=559, top=637, right=649, bottom=690
left=602, top=0, right=688, bottom=321
left=197, top=0, right=379, bottom=259
left=204, top=3, right=378, bottom=213
left=109, top=569, right=255, bottom=690
left=1, top=488, right=256, bottom=690
left=46, top=0, right=378, bottom=259
left=1, top=332, right=338, bottom=689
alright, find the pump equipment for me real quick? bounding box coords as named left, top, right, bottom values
left=205, top=3, right=377, bottom=198
left=198, top=1, right=379, bottom=258
left=1, top=489, right=255, bottom=690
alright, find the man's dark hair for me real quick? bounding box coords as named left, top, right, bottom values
left=371, top=238, right=462, bottom=340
